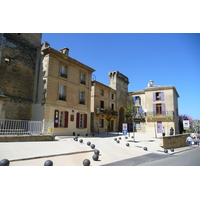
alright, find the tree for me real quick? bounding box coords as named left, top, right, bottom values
left=179, top=114, right=193, bottom=133
left=124, top=93, right=137, bottom=123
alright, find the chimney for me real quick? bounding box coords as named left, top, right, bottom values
left=60, top=48, right=69, bottom=56
left=41, top=41, right=50, bottom=49
left=148, top=80, right=154, bottom=87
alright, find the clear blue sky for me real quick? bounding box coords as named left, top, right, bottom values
left=42, top=33, right=200, bottom=120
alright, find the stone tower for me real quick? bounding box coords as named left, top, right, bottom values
left=108, top=71, right=129, bottom=131
left=0, top=33, right=42, bottom=120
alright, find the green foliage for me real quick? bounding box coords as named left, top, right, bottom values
left=124, top=94, right=136, bottom=122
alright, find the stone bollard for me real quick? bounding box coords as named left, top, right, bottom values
left=94, top=149, right=100, bottom=155
left=0, top=159, right=10, bottom=166
left=83, top=159, right=90, bottom=166
left=126, top=143, right=130, bottom=147
left=44, top=160, right=53, bottom=166
left=117, top=140, right=120, bottom=143
left=170, top=148, right=174, bottom=152
left=114, top=138, right=117, bottom=141
left=90, top=144, right=95, bottom=149
left=87, top=141, right=91, bottom=146
left=143, top=147, right=148, bottom=151
left=164, top=149, right=168, bottom=153
left=79, top=139, right=83, bottom=143
left=92, top=154, right=99, bottom=161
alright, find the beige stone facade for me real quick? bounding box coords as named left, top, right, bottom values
left=130, top=81, right=180, bottom=136
left=91, top=81, right=118, bottom=133
left=32, top=43, right=95, bottom=136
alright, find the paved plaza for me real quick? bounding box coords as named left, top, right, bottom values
left=0, top=132, right=197, bottom=166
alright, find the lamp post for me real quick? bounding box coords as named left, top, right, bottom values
left=132, top=113, right=135, bottom=142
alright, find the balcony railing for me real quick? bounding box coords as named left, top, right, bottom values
left=132, top=113, right=145, bottom=118
left=146, top=111, right=174, bottom=117
left=96, top=108, right=118, bottom=116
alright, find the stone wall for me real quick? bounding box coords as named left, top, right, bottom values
left=0, top=135, right=55, bottom=142
left=0, top=33, right=42, bottom=120
left=161, top=134, right=189, bottom=149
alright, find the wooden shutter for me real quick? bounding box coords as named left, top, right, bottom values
left=84, top=114, right=87, bottom=128
left=161, top=92, right=165, bottom=101
left=153, top=104, right=156, bottom=115
left=139, top=106, right=143, bottom=114
left=54, top=110, right=59, bottom=128
left=64, top=111, right=69, bottom=128
left=153, top=93, right=156, bottom=101
left=162, top=103, right=166, bottom=116
left=76, top=113, right=80, bottom=128
left=132, top=96, right=136, bottom=103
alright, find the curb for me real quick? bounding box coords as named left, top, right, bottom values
left=9, top=149, right=94, bottom=162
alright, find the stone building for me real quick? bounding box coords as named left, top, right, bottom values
left=131, top=80, right=180, bottom=135
left=109, top=71, right=129, bottom=131
left=32, top=42, right=95, bottom=136
left=91, top=80, right=118, bottom=133
left=0, top=33, right=42, bottom=120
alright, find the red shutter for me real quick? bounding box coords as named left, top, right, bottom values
left=84, top=114, right=87, bottom=128
left=76, top=113, right=80, bottom=128
left=64, top=111, right=69, bottom=128
left=54, top=110, right=59, bottom=127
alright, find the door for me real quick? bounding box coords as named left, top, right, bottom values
left=157, top=121, right=162, bottom=133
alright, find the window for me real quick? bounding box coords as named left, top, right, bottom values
left=132, top=96, right=141, bottom=105
left=80, top=73, right=86, bottom=85
left=60, top=65, right=67, bottom=78
left=54, top=110, right=69, bottom=128
left=79, top=91, right=85, bottom=104
left=111, top=93, right=114, bottom=100
left=100, top=89, right=104, bottom=96
left=153, top=103, right=166, bottom=116
left=59, top=85, right=66, bottom=101
left=100, top=119, right=104, bottom=128
left=76, top=113, right=87, bottom=128
left=111, top=103, right=114, bottom=110
left=100, top=100, right=104, bottom=109
left=153, top=92, right=164, bottom=101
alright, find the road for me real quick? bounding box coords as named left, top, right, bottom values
left=137, top=147, right=200, bottom=166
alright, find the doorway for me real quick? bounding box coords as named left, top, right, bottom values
left=157, top=121, right=162, bottom=133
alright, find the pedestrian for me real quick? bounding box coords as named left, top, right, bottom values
left=186, top=135, right=193, bottom=146
left=162, top=127, right=165, bottom=137
left=170, top=127, right=174, bottom=135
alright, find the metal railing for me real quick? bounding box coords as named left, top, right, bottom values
left=0, top=119, right=54, bottom=136
left=146, top=111, right=174, bottom=117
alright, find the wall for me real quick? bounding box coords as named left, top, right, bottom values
left=0, top=33, right=42, bottom=120
left=161, top=134, right=189, bottom=149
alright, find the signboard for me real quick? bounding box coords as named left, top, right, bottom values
left=183, top=120, right=190, bottom=129
left=122, top=123, right=128, bottom=134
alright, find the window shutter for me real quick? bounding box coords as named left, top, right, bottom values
left=54, top=110, right=59, bottom=128
left=161, top=92, right=164, bottom=101
left=76, top=113, right=80, bottom=128
left=84, top=114, right=87, bottom=128
left=132, top=96, right=136, bottom=103
left=162, top=103, right=166, bottom=116
left=64, top=111, right=69, bottom=128
left=153, top=93, right=156, bottom=101
left=153, top=104, right=156, bottom=115
left=139, top=106, right=143, bottom=114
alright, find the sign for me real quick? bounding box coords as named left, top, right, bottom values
left=122, top=123, right=128, bottom=134
left=183, top=120, right=190, bottom=129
